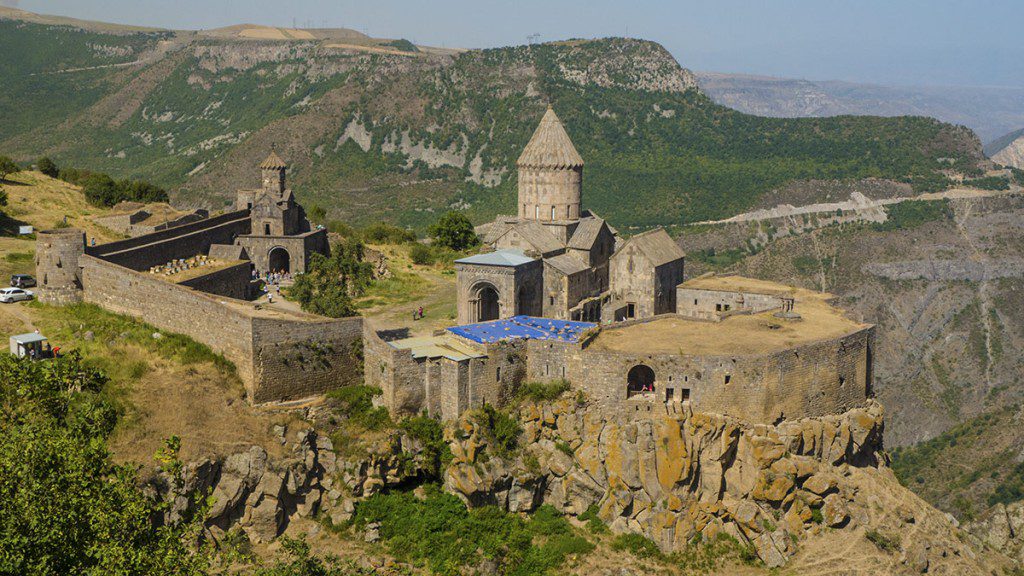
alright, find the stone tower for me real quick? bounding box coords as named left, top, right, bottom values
left=35, top=228, right=86, bottom=305
left=260, top=149, right=287, bottom=196
left=517, top=107, right=584, bottom=222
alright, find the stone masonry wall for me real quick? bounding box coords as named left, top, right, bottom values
left=81, top=255, right=257, bottom=384
left=88, top=211, right=252, bottom=271
left=177, top=261, right=253, bottom=300
left=524, top=326, right=873, bottom=424
left=250, top=315, right=363, bottom=404
left=676, top=288, right=785, bottom=321
left=81, top=255, right=362, bottom=402
left=363, top=324, right=426, bottom=417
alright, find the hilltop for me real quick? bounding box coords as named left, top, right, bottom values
left=0, top=11, right=985, bottom=232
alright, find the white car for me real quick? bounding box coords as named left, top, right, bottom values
left=0, top=288, right=34, bottom=303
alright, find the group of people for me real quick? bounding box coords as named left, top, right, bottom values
left=257, top=269, right=292, bottom=286
left=26, top=340, right=59, bottom=361
left=412, top=306, right=426, bottom=321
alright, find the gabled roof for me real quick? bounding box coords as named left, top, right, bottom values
left=456, top=248, right=535, bottom=267
left=567, top=217, right=607, bottom=250
left=620, top=228, right=685, bottom=267
left=516, top=107, right=584, bottom=169
left=260, top=150, right=287, bottom=170
left=489, top=220, right=564, bottom=256
left=545, top=253, right=590, bottom=276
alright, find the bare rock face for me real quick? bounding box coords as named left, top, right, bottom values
left=993, top=134, right=1024, bottom=169
left=443, top=399, right=894, bottom=567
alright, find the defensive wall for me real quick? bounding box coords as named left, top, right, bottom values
left=177, top=261, right=254, bottom=300
left=81, top=255, right=362, bottom=402
left=86, top=210, right=252, bottom=271
left=523, top=322, right=873, bottom=424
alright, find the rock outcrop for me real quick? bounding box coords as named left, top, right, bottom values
left=445, top=399, right=886, bottom=567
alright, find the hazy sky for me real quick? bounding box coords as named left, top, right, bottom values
left=10, top=0, right=1024, bottom=87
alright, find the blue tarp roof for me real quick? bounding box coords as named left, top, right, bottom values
left=447, top=316, right=596, bottom=344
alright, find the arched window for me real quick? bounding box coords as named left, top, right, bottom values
left=626, top=364, right=656, bottom=398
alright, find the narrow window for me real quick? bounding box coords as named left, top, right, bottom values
left=839, top=376, right=845, bottom=388
left=535, top=205, right=539, bottom=219
left=561, top=366, right=566, bottom=378
left=549, top=296, right=555, bottom=306
left=545, top=364, right=550, bottom=376
left=551, top=206, right=556, bottom=220
left=694, top=299, right=698, bottom=305
left=264, top=223, right=271, bottom=235
left=566, top=205, right=570, bottom=219
left=681, top=389, right=691, bottom=402
left=497, top=367, right=501, bottom=380
left=724, top=375, right=731, bottom=384
left=665, top=388, right=674, bottom=403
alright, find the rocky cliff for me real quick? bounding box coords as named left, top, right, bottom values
left=158, top=398, right=1010, bottom=573
left=992, top=133, right=1024, bottom=169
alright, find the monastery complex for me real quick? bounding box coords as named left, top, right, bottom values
left=34, top=108, right=874, bottom=424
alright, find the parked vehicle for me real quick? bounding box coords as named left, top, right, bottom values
left=10, top=274, right=36, bottom=288
left=0, top=288, right=34, bottom=303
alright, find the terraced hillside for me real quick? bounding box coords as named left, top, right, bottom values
left=0, top=14, right=985, bottom=231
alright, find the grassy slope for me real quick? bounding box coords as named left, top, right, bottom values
left=0, top=20, right=983, bottom=231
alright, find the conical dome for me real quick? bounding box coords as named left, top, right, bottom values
left=260, top=150, right=287, bottom=170
left=516, top=107, right=584, bottom=169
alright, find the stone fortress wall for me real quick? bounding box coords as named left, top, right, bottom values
left=523, top=322, right=873, bottom=424
left=87, top=210, right=252, bottom=271
left=80, top=254, right=362, bottom=403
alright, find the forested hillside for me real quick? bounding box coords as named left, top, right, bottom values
left=0, top=17, right=984, bottom=231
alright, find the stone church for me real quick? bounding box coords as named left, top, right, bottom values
left=234, top=150, right=328, bottom=275
left=458, top=108, right=685, bottom=324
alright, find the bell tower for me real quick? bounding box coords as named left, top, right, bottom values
left=260, top=149, right=287, bottom=196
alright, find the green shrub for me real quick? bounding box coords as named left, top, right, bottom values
left=874, top=199, right=953, bottom=232
left=399, top=414, right=452, bottom=477
left=409, top=243, right=435, bottom=265
left=4, top=251, right=33, bottom=263
left=963, top=175, right=1010, bottom=191
left=289, top=239, right=373, bottom=317
left=515, top=379, right=571, bottom=403
left=361, top=222, right=416, bottom=244
left=36, top=156, right=58, bottom=178
left=610, top=533, right=664, bottom=560
left=474, top=404, right=522, bottom=457
left=428, top=211, right=479, bottom=251
left=326, top=385, right=391, bottom=431
left=865, top=529, right=901, bottom=552
left=578, top=504, right=608, bottom=534
left=0, top=155, right=20, bottom=182
left=353, top=488, right=592, bottom=576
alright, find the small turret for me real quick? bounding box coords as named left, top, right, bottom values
left=35, top=228, right=86, bottom=305
left=517, top=107, right=584, bottom=222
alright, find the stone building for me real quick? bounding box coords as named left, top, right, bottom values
left=368, top=275, right=875, bottom=424
left=34, top=152, right=355, bottom=404
left=465, top=107, right=683, bottom=324
left=234, top=151, right=328, bottom=275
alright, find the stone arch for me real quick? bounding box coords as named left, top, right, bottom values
left=268, top=246, right=291, bottom=274
left=627, top=364, right=656, bottom=398
left=470, top=282, right=501, bottom=322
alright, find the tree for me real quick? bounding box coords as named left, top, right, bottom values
left=0, top=156, right=20, bottom=183
left=289, top=239, right=374, bottom=318
left=36, top=157, right=58, bottom=178
left=428, top=211, right=479, bottom=251
left=82, top=173, right=120, bottom=207
left=0, top=352, right=212, bottom=575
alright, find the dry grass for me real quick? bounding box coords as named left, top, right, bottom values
left=2, top=170, right=122, bottom=242
left=357, top=243, right=457, bottom=336
left=593, top=280, right=867, bottom=356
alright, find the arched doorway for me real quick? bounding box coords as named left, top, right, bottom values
left=627, top=364, right=656, bottom=398
left=268, top=247, right=291, bottom=274
left=473, top=283, right=500, bottom=322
